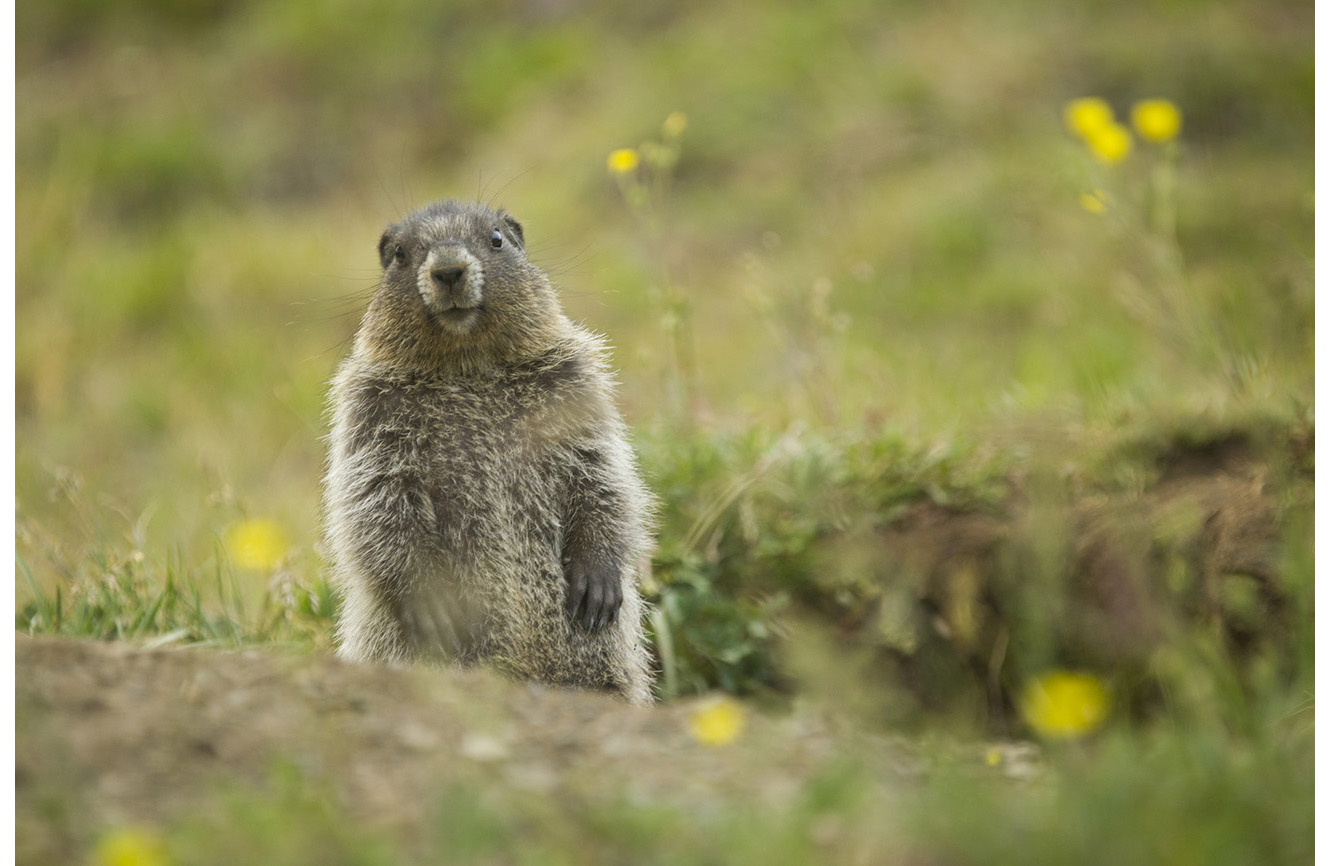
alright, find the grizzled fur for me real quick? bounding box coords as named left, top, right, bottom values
left=324, top=200, right=654, bottom=705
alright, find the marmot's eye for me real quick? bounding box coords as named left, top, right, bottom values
left=392, top=244, right=406, bottom=265
left=490, top=229, right=504, bottom=250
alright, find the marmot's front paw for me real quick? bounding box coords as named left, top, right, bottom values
left=563, top=558, right=623, bottom=633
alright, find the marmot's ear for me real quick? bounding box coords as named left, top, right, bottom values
left=377, top=229, right=395, bottom=270
left=501, top=213, right=525, bottom=250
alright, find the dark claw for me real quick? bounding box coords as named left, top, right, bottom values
left=586, top=579, right=605, bottom=631
left=564, top=558, right=622, bottom=633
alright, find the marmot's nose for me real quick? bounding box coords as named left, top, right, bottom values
left=430, top=265, right=467, bottom=292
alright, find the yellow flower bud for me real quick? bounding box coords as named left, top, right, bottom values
left=1079, top=190, right=1107, bottom=215
left=1131, top=99, right=1182, bottom=143
left=606, top=148, right=641, bottom=175
left=1063, top=97, right=1115, bottom=140
left=225, top=519, right=290, bottom=571
left=663, top=111, right=688, bottom=139
left=688, top=696, right=745, bottom=746
left=96, top=827, right=170, bottom=866
left=1084, top=122, right=1133, bottom=165
left=1019, top=670, right=1110, bottom=740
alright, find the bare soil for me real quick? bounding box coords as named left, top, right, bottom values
left=15, top=635, right=940, bottom=864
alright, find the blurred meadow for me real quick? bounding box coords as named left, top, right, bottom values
left=15, top=0, right=1314, bottom=862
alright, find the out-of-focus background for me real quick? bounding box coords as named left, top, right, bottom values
left=17, top=0, right=1312, bottom=552
left=16, top=0, right=1313, bottom=862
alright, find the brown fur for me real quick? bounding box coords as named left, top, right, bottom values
left=323, top=200, right=654, bottom=705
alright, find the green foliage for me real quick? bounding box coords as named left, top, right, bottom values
left=907, top=719, right=1312, bottom=866
left=138, top=761, right=884, bottom=866
left=168, top=764, right=400, bottom=866
left=17, top=546, right=334, bottom=650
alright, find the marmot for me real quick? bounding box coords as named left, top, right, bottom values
left=323, top=199, right=655, bottom=705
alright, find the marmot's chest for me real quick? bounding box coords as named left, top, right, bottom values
left=369, top=378, right=587, bottom=526
left=408, top=380, right=583, bottom=462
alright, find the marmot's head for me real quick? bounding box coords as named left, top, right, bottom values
left=362, top=200, right=566, bottom=368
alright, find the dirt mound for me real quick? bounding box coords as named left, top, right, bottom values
left=16, top=635, right=921, bottom=863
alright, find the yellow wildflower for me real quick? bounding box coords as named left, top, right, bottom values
left=1084, top=122, right=1133, bottom=165
left=1019, top=670, right=1110, bottom=740
left=688, top=696, right=746, bottom=746
left=1079, top=190, right=1108, bottom=215
left=225, top=519, right=289, bottom=571
left=663, top=111, right=688, bottom=139
left=1063, top=97, right=1115, bottom=140
left=1131, top=99, right=1182, bottom=143
left=606, top=148, right=641, bottom=175
left=984, top=747, right=1003, bottom=767
left=95, top=826, right=170, bottom=866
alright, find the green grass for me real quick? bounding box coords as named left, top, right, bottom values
left=16, top=545, right=334, bottom=651
left=15, top=0, right=1313, bottom=862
